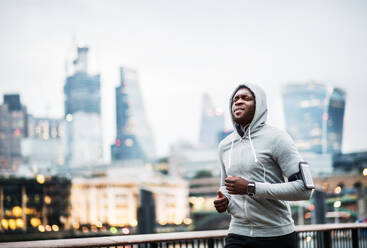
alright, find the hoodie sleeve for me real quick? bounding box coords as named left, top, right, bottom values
left=255, top=131, right=313, bottom=201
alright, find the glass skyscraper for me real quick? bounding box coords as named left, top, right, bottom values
left=64, top=46, right=103, bottom=167
left=111, top=67, right=155, bottom=162
left=282, top=82, right=346, bottom=154
left=64, top=47, right=101, bottom=115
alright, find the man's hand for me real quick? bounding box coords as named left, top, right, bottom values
left=225, top=176, right=248, bottom=195
left=214, top=190, right=228, bottom=213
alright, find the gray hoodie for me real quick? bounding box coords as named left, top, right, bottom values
left=218, top=83, right=313, bottom=237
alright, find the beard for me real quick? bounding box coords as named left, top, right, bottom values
left=232, top=110, right=254, bottom=126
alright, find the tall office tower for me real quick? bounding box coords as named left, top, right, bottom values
left=199, top=93, right=224, bottom=148
left=64, top=46, right=103, bottom=167
left=0, top=94, right=27, bottom=173
left=22, top=116, right=66, bottom=172
left=111, top=67, right=155, bottom=162
left=282, top=82, right=346, bottom=154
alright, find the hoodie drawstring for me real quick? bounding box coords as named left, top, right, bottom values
left=227, top=128, right=267, bottom=183
left=248, top=127, right=258, bottom=163
left=248, top=128, right=266, bottom=182
left=228, top=135, right=234, bottom=169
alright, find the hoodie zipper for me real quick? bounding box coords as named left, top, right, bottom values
left=244, top=196, right=253, bottom=236
left=241, top=138, right=254, bottom=236
left=234, top=135, right=254, bottom=236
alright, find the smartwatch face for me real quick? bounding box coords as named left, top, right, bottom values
left=248, top=182, right=255, bottom=195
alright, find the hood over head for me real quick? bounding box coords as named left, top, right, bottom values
left=230, top=83, right=268, bottom=137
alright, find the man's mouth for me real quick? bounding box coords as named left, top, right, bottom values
left=234, top=108, right=245, bottom=113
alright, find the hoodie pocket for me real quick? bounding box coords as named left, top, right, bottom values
left=247, top=197, right=291, bottom=226
left=227, top=195, right=246, bottom=219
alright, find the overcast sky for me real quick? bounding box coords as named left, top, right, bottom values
left=0, top=0, right=366, bottom=159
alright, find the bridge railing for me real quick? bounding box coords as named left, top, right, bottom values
left=0, top=223, right=366, bottom=248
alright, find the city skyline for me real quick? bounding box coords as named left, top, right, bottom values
left=0, top=0, right=367, bottom=158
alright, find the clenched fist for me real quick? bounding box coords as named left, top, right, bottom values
left=214, top=190, right=228, bottom=213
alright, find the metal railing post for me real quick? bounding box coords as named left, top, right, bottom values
left=150, top=242, right=158, bottom=248
left=295, top=232, right=300, bottom=248
left=323, top=230, right=331, bottom=248
left=316, top=231, right=323, bottom=248
left=351, top=229, right=359, bottom=248
left=208, top=238, right=214, bottom=248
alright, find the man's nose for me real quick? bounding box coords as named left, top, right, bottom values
left=234, top=99, right=245, bottom=105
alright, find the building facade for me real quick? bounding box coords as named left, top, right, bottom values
left=21, top=116, right=66, bottom=173
left=0, top=176, right=71, bottom=233
left=0, top=94, right=27, bottom=173
left=70, top=167, right=188, bottom=229
left=64, top=46, right=103, bottom=167
left=282, top=82, right=346, bottom=154
left=111, top=67, right=155, bottom=162
left=333, top=151, right=367, bottom=173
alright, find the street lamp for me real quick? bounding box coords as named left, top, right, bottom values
left=334, top=201, right=341, bottom=208
left=334, top=200, right=341, bottom=224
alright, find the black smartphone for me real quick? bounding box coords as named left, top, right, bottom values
left=299, top=162, right=315, bottom=189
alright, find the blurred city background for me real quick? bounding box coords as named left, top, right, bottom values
left=0, top=0, right=366, bottom=243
